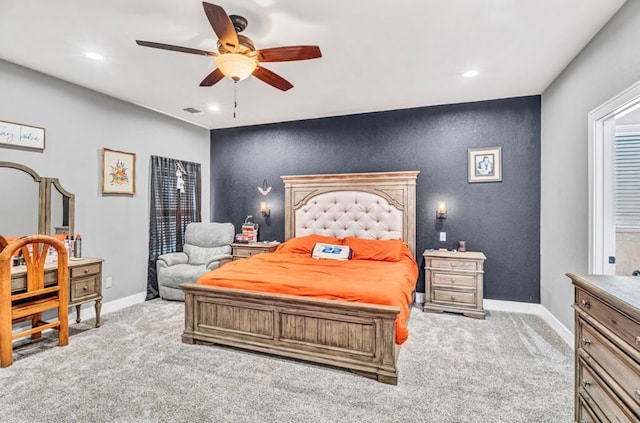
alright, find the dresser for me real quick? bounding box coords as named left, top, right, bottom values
left=568, top=273, right=640, bottom=422
left=11, top=257, right=104, bottom=327
left=231, top=242, right=279, bottom=260
left=423, top=250, right=486, bottom=319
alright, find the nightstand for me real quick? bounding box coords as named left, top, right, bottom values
left=422, top=250, right=486, bottom=319
left=231, top=242, right=279, bottom=260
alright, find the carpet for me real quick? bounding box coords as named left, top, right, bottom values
left=0, top=300, right=573, bottom=423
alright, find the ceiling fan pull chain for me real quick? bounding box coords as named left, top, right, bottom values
left=233, top=80, right=238, bottom=118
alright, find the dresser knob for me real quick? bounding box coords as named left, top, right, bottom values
left=450, top=278, right=456, bottom=284
left=84, top=268, right=89, bottom=274
left=450, top=296, right=456, bottom=301
left=581, top=299, right=591, bottom=309
left=582, top=380, right=591, bottom=388
left=450, top=263, right=456, bottom=268
left=580, top=338, right=592, bottom=347
left=83, top=285, right=88, bottom=291
left=635, top=336, right=640, bottom=347
left=635, top=389, right=640, bottom=401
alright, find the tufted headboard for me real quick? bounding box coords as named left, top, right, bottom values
left=282, top=171, right=420, bottom=257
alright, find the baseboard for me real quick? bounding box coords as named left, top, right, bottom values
left=483, top=299, right=574, bottom=349
left=414, top=295, right=573, bottom=348
left=71, top=292, right=147, bottom=323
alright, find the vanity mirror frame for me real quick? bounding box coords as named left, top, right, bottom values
left=0, top=161, right=74, bottom=237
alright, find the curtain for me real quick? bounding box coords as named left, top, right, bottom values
left=146, top=156, right=201, bottom=300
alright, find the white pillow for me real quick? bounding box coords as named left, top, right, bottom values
left=311, top=243, right=352, bottom=260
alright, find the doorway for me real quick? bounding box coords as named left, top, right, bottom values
left=589, top=79, right=640, bottom=275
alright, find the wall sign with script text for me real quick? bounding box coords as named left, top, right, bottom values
left=0, top=120, right=46, bottom=150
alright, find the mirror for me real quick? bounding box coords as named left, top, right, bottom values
left=0, top=162, right=43, bottom=237
left=0, top=161, right=74, bottom=238
left=48, top=178, right=74, bottom=236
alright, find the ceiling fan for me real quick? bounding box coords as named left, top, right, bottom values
left=136, top=2, right=322, bottom=91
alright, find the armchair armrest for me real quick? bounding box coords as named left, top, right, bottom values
left=157, top=252, right=188, bottom=268
left=205, top=254, right=233, bottom=270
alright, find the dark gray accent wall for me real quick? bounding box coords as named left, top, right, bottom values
left=210, top=96, right=541, bottom=302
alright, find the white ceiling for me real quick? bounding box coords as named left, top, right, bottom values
left=0, top=0, right=627, bottom=130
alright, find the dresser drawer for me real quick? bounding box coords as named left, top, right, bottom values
left=70, top=263, right=101, bottom=278
left=578, top=319, right=640, bottom=413
left=577, top=289, right=640, bottom=355
left=577, top=397, right=599, bottom=423
left=433, top=272, right=476, bottom=289
left=579, top=359, right=636, bottom=423
left=11, top=270, right=58, bottom=293
left=432, top=289, right=476, bottom=306
left=430, top=259, right=477, bottom=271
left=70, top=276, right=100, bottom=303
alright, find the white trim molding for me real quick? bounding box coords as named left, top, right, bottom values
left=483, top=299, right=574, bottom=348
left=588, top=79, right=640, bottom=274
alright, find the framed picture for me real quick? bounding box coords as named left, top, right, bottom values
left=468, top=147, right=502, bottom=183
left=0, top=119, right=46, bottom=151
left=102, top=148, right=136, bottom=195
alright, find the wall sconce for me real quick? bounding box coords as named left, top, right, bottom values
left=436, top=202, right=447, bottom=220
left=260, top=201, right=270, bottom=217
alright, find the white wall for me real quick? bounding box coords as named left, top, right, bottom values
left=541, top=0, right=640, bottom=332
left=0, top=59, right=210, bottom=303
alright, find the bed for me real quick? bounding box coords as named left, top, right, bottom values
left=180, top=171, right=419, bottom=384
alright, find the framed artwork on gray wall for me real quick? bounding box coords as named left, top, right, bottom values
left=102, top=147, right=136, bottom=195
left=0, top=119, right=45, bottom=151
left=468, top=147, right=502, bottom=183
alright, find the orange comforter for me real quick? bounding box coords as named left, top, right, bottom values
left=196, top=245, right=418, bottom=344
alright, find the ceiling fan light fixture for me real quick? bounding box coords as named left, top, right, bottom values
left=215, top=53, right=257, bottom=81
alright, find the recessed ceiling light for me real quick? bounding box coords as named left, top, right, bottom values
left=85, top=52, right=104, bottom=61
left=208, top=104, right=220, bottom=112
left=463, top=70, right=478, bottom=78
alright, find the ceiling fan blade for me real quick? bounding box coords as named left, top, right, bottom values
left=255, top=46, right=322, bottom=62
left=136, top=40, right=217, bottom=57
left=202, top=2, right=239, bottom=52
left=252, top=66, right=293, bottom=91
left=199, top=68, right=225, bottom=87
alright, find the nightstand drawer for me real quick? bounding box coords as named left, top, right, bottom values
left=432, top=289, right=476, bottom=306
left=70, top=263, right=101, bottom=278
left=433, top=273, right=476, bottom=288
left=233, top=247, right=265, bottom=258
left=430, top=259, right=477, bottom=271
left=71, top=276, right=100, bottom=302
left=231, top=243, right=279, bottom=260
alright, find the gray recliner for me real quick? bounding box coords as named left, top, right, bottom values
left=156, top=222, right=235, bottom=301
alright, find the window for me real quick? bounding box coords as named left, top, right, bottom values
left=146, top=156, right=201, bottom=299
left=615, top=131, right=640, bottom=231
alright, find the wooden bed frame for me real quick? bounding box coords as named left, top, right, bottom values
left=180, top=171, right=419, bottom=384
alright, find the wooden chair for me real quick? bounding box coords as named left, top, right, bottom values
left=0, top=235, right=69, bottom=368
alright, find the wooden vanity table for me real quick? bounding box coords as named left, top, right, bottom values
left=10, top=257, right=104, bottom=327
left=1, top=161, right=103, bottom=327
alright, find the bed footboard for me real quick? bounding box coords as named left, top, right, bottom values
left=180, top=283, right=401, bottom=385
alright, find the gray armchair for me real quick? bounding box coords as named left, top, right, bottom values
left=157, top=222, right=235, bottom=301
